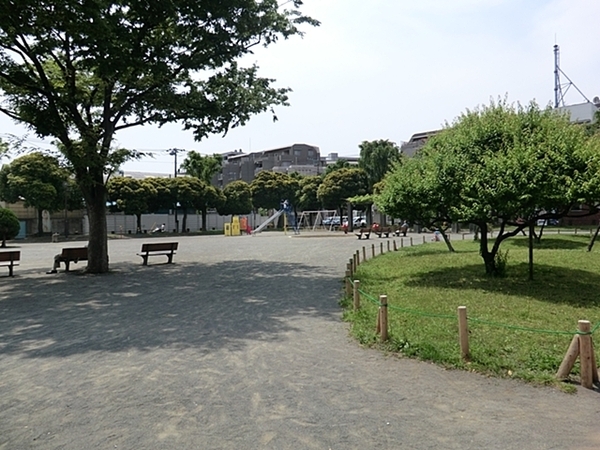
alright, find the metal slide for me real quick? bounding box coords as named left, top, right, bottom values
left=252, top=209, right=284, bottom=234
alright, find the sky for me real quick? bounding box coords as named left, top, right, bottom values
left=1, top=0, right=599, bottom=175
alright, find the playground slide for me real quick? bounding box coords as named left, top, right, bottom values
left=252, top=209, right=284, bottom=234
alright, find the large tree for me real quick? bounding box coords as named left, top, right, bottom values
left=317, top=168, right=369, bottom=214
left=0, top=152, right=73, bottom=235
left=251, top=171, right=299, bottom=210
left=0, top=1, right=317, bottom=272
left=218, top=180, right=253, bottom=216
left=358, top=139, right=401, bottom=188
left=297, top=175, right=323, bottom=211
left=377, top=101, right=600, bottom=275
left=107, top=176, right=156, bottom=233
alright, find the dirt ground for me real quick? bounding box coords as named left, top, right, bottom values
left=0, top=232, right=599, bottom=450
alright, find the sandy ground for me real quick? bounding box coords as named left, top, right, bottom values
left=0, top=231, right=599, bottom=450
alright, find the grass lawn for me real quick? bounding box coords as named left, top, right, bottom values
left=343, top=234, right=600, bottom=391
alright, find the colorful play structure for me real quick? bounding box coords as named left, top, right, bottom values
left=224, top=216, right=252, bottom=236
left=252, top=200, right=299, bottom=235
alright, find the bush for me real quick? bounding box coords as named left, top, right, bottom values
left=0, top=208, right=20, bottom=247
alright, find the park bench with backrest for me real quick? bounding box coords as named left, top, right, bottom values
left=0, top=250, right=20, bottom=277
left=137, top=242, right=178, bottom=265
left=374, top=226, right=392, bottom=238
left=355, top=227, right=371, bottom=240
left=57, top=247, right=88, bottom=272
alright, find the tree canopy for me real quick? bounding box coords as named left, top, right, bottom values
left=107, top=176, right=156, bottom=233
left=251, top=171, right=299, bottom=210
left=317, top=168, right=369, bottom=213
left=218, top=181, right=253, bottom=216
left=358, top=139, right=401, bottom=188
left=0, top=207, right=20, bottom=247
left=0, top=0, right=317, bottom=272
left=376, top=101, right=600, bottom=275
left=0, top=152, right=75, bottom=234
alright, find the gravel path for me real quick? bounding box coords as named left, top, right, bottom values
left=0, top=232, right=598, bottom=449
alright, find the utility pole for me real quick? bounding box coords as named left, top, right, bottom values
left=169, top=148, right=181, bottom=233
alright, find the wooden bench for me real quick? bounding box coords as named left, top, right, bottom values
left=355, top=227, right=371, bottom=239
left=137, top=242, right=178, bottom=265
left=0, top=250, right=20, bottom=277
left=374, top=226, right=392, bottom=238
left=58, top=247, right=88, bottom=272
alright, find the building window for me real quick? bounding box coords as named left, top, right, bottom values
left=294, top=150, right=301, bottom=156
left=308, top=150, right=314, bottom=157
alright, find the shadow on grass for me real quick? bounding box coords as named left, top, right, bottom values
left=404, top=262, right=600, bottom=308
left=506, top=236, right=590, bottom=250
left=0, top=259, right=341, bottom=359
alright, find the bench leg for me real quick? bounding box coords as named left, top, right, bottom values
left=8, top=264, right=13, bottom=277
left=142, top=255, right=148, bottom=266
left=65, top=261, right=70, bottom=272
left=167, top=253, right=173, bottom=264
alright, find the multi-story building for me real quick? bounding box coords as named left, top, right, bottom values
left=215, top=143, right=323, bottom=188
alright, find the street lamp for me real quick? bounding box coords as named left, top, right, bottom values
left=63, top=181, right=69, bottom=238
left=169, top=148, right=181, bottom=233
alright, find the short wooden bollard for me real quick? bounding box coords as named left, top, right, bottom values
left=579, top=320, right=593, bottom=389
left=356, top=250, right=360, bottom=266
left=345, top=270, right=352, bottom=296
left=387, top=241, right=391, bottom=252
left=379, top=295, right=388, bottom=341
left=353, top=280, right=360, bottom=310
left=556, top=335, right=580, bottom=380
left=422, top=235, right=426, bottom=244
left=349, top=258, right=354, bottom=277
left=362, top=246, right=367, bottom=261
left=393, top=240, right=397, bottom=251
left=462, top=233, right=465, bottom=240
left=410, top=237, right=413, bottom=246
left=371, top=244, right=375, bottom=258
left=353, top=253, right=357, bottom=270
left=380, top=242, right=384, bottom=255
left=400, top=238, right=404, bottom=248
left=458, top=306, right=469, bottom=361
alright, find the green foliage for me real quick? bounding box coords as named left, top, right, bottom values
left=296, top=175, right=323, bottom=211
left=218, top=181, right=253, bottom=216
left=0, top=0, right=317, bottom=271
left=358, top=139, right=401, bottom=188
left=107, top=177, right=155, bottom=217
left=324, top=159, right=351, bottom=175
left=143, top=177, right=174, bottom=213
left=250, top=171, right=299, bottom=210
left=0, top=207, right=20, bottom=246
left=182, top=152, right=223, bottom=184
left=317, top=168, right=369, bottom=211
left=376, top=100, right=600, bottom=275
left=346, top=236, right=600, bottom=389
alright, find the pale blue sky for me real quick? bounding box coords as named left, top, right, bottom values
left=1, top=0, right=599, bottom=174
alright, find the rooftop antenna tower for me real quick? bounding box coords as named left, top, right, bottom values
left=554, top=44, right=591, bottom=108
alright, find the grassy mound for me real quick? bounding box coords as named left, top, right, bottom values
left=343, top=234, right=600, bottom=390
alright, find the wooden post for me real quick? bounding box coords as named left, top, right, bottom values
left=556, top=335, right=580, bottom=380
left=371, top=244, right=375, bottom=258
left=387, top=241, right=391, bottom=252
left=379, top=295, right=388, bottom=341
left=353, top=280, right=361, bottom=310
left=363, top=246, right=366, bottom=261
left=380, top=242, right=383, bottom=255
left=462, top=233, right=465, bottom=240
left=410, top=237, right=413, bottom=246
left=353, top=253, right=357, bottom=270
left=356, top=250, right=360, bottom=266
left=591, top=339, right=599, bottom=383
left=393, top=240, right=397, bottom=251
left=376, top=308, right=381, bottom=334
left=458, top=306, right=469, bottom=361
left=349, top=258, right=354, bottom=277
left=579, top=320, right=593, bottom=389
left=423, top=235, right=426, bottom=244
left=400, top=238, right=404, bottom=248
left=345, top=270, right=352, bottom=295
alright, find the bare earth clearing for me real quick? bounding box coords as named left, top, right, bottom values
left=0, top=232, right=598, bottom=449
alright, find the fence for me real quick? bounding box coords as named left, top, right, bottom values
left=344, top=235, right=600, bottom=389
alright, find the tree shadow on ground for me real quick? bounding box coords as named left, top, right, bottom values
left=404, top=262, right=600, bottom=308
left=506, top=236, right=590, bottom=250
left=0, top=259, right=341, bottom=359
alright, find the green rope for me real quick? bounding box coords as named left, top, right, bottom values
left=466, top=317, right=579, bottom=336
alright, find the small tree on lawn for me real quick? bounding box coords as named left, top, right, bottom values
left=377, top=100, right=600, bottom=276
left=0, top=208, right=20, bottom=247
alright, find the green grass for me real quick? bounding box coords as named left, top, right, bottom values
left=342, top=234, right=600, bottom=391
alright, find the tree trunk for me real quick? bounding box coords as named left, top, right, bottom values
left=479, top=223, right=497, bottom=275
left=84, top=180, right=109, bottom=273
left=182, top=209, right=188, bottom=232
left=136, top=213, right=142, bottom=233
left=440, top=229, right=455, bottom=252
left=201, top=206, right=207, bottom=231
left=587, top=224, right=600, bottom=252
left=37, top=208, right=44, bottom=235
left=1, top=235, right=5, bottom=247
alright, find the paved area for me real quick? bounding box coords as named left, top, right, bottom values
left=0, top=231, right=599, bottom=449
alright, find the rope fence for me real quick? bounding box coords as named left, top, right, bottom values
left=344, top=234, right=600, bottom=389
